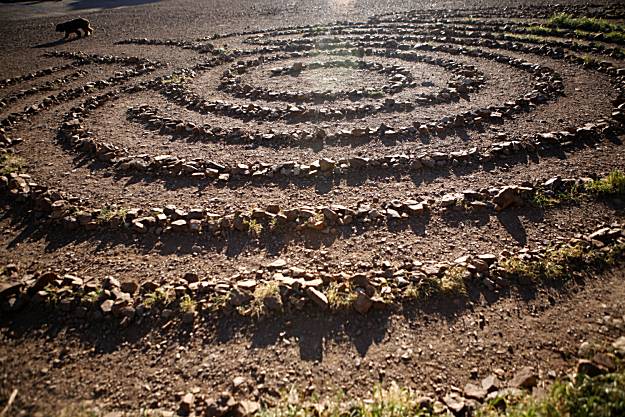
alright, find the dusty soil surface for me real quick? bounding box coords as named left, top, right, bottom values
left=1, top=0, right=625, bottom=416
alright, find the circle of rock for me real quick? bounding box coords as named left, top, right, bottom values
left=221, top=54, right=433, bottom=103
left=3, top=7, right=625, bottom=226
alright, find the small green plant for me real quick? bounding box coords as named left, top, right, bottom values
left=501, top=243, right=588, bottom=282
left=81, top=290, right=102, bottom=304
left=247, top=282, right=280, bottom=317
left=257, top=382, right=433, bottom=417
left=548, top=13, right=625, bottom=34
left=207, top=292, right=229, bottom=312
left=525, top=25, right=557, bottom=36
left=244, top=219, right=263, bottom=237
left=326, top=282, right=356, bottom=311
left=42, top=284, right=61, bottom=304
left=179, top=294, right=196, bottom=313
left=531, top=191, right=560, bottom=208
left=0, top=153, right=24, bottom=175
left=143, top=287, right=173, bottom=308
left=439, top=266, right=468, bottom=296
left=162, top=73, right=188, bottom=85
left=367, top=90, right=385, bottom=98
left=97, top=207, right=128, bottom=223
left=585, top=170, right=625, bottom=197
left=504, top=32, right=546, bottom=43
left=414, top=276, right=445, bottom=299
left=268, top=217, right=279, bottom=231
left=478, top=368, right=625, bottom=417
left=581, top=54, right=599, bottom=66
left=603, top=31, right=625, bottom=44
left=402, top=284, right=420, bottom=300
left=57, top=403, right=101, bottom=417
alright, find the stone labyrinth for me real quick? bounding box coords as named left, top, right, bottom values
left=2, top=4, right=625, bottom=315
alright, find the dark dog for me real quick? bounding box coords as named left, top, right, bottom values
left=56, top=18, right=93, bottom=39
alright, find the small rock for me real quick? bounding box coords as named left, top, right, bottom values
left=179, top=393, right=194, bottom=416
left=120, top=281, right=139, bottom=294
left=267, top=259, right=287, bottom=269
left=442, top=392, right=466, bottom=415
left=481, top=374, right=500, bottom=393
left=230, top=400, right=260, bottom=417
left=510, top=366, right=538, bottom=389
left=306, top=287, right=328, bottom=310
left=576, top=359, right=606, bottom=377
left=592, top=353, right=616, bottom=372
left=33, top=271, right=59, bottom=291
left=100, top=299, right=114, bottom=314
left=353, top=291, right=373, bottom=314
left=493, top=186, right=531, bottom=211
left=613, top=336, right=625, bottom=356
left=232, top=376, right=247, bottom=390
left=464, top=383, right=487, bottom=401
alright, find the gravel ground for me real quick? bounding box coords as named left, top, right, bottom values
left=1, top=0, right=625, bottom=415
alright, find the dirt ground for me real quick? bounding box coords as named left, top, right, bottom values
left=1, top=0, right=625, bottom=415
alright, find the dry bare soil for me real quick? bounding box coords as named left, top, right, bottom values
left=1, top=0, right=625, bottom=416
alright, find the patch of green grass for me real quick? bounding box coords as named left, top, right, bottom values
left=532, top=171, right=625, bottom=208
left=603, top=31, right=625, bottom=44
left=97, top=207, right=128, bottom=224
left=161, top=73, right=189, bottom=85
left=478, top=368, right=625, bottom=417
left=585, top=170, right=625, bottom=197
left=247, top=282, right=280, bottom=317
left=367, top=90, right=385, bottom=98
left=178, top=294, right=196, bottom=313
left=0, top=153, right=24, bottom=175
left=439, top=266, right=468, bottom=296
left=558, top=28, right=625, bottom=47
left=531, top=192, right=560, bottom=208
left=326, top=282, right=356, bottom=311
left=143, top=287, right=173, bottom=308
left=496, top=239, right=625, bottom=285
left=57, top=403, right=100, bottom=417
left=244, top=218, right=263, bottom=237
left=525, top=25, right=557, bottom=36
left=549, top=13, right=625, bottom=34
left=257, top=383, right=434, bottom=417
left=207, top=292, right=229, bottom=312
left=404, top=276, right=445, bottom=300
left=533, top=185, right=584, bottom=208
left=81, top=290, right=102, bottom=304
left=504, top=32, right=547, bottom=43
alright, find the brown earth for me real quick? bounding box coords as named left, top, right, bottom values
left=1, top=0, right=625, bottom=415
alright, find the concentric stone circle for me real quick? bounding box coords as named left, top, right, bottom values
left=1, top=5, right=624, bottom=239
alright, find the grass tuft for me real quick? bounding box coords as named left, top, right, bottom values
left=179, top=294, right=196, bottom=313
left=499, top=241, right=625, bottom=284
left=439, top=266, right=468, bottom=296
left=0, top=153, right=25, bottom=175
left=247, top=282, right=281, bottom=317
left=585, top=170, right=625, bottom=197
left=478, top=368, right=625, bottom=417
left=97, top=207, right=128, bottom=224
left=548, top=13, right=625, bottom=34
left=326, top=282, right=356, bottom=311
left=257, top=383, right=433, bottom=417
left=143, top=287, right=173, bottom=308
left=244, top=218, right=264, bottom=237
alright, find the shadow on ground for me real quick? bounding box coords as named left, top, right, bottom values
left=0, top=267, right=581, bottom=363
left=32, top=36, right=81, bottom=48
